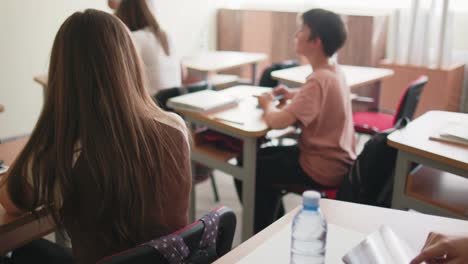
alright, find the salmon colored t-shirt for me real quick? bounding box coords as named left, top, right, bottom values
left=283, top=64, right=356, bottom=186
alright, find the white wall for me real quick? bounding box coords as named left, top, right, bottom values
left=154, top=0, right=222, bottom=55
left=0, top=0, right=219, bottom=139
left=0, top=1, right=108, bottom=139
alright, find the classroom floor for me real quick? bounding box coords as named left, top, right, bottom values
left=195, top=169, right=302, bottom=247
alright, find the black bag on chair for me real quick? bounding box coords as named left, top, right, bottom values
left=336, top=118, right=410, bottom=208
left=258, top=60, right=299, bottom=87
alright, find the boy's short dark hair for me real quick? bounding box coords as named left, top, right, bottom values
left=301, top=9, right=347, bottom=57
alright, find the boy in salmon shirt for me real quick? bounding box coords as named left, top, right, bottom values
left=236, top=8, right=356, bottom=233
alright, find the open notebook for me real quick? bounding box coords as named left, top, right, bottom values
left=343, top=226, right=416, bottom=264
left=430, top=122, right=468, bottom=147
left=167, top=90, right=238, bottom=113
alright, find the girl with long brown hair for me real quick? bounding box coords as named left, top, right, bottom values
left=0, top=9, right=191, bottom=263
left=113, top=0, right=183, bottom=97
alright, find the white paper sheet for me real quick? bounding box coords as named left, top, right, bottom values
left=342, top=226, right=416, bottom=264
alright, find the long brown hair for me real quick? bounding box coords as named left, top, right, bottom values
left=116, top=0, right=170, bottom=56
left=7, top=9, right=187, bottom=246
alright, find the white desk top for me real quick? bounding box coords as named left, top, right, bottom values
left=216, top=199, right=468, bottom=263
left=173, top=85, right=271, bottom=137
left=388, top=111, right=468, bottom=171
left=271, top=64, right=394, bottom=88
left=182, top=51, right=267, bottom=73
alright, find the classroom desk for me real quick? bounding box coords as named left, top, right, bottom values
left=0, top=138, right=55, bottom=254
left=182, top=51, right=267, bottom=86
left=271, top=65, right=394, bottom=108
left=215, top=199, right=468, bottom=263
left=388, top=111, right=468, bottom=219
left=171, top=85, right=273, bottom=242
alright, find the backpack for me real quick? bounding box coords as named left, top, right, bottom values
left=336, top=118, right=409, bottom=208
left=258, top=60, right=299, bottom=87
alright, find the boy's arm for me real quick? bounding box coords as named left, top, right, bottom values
left=258, top=93, right=297, bottom=129
left=273, top=85, right=299, bottom=100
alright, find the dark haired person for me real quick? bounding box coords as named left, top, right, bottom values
left=114, top=0, right=182, bottom=97
left=0, top=9, right=191, bottom=263
left=236, top=9, right=356, bottom=233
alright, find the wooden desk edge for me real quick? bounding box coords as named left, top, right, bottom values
left=271, top=70, right=394, bottom=89
left=184, top=57, right=267, bottom=73
left=387, top=138, right=468, bottom=171
left=349, top=71, right=394, bottom=89
left=176, top=110, right=269, bottom=138
left=0, top=212, right=55, bottom=254
left=214, top=207, right=299, bottom=263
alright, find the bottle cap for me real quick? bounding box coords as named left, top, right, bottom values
left=303, top=190, right=321, bottom=209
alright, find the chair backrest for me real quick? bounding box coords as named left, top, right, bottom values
left=97, top=206, right=236, bottom=264
left=258, top=60, right=299, bottom=87
left=393, top=75, right=428, bottom=125
left=154, top=87, right=182, bottom=111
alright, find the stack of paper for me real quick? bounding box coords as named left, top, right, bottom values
left=167, top=90, right=238, bottom=113
left=343, top=226, right=416, bottom=264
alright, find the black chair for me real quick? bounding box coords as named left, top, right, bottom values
left=97, top=206, right=236, bottom=264
left=258, top=60, right=299, bottom=87
left=337, top=118, right=411, bottom=208
left=353, top=75, right=428, bottom=135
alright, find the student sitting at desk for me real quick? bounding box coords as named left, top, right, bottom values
left=236, top=9, right=356, bottom=233
left=114, top=0, right=182, bottom=97
left=0, top=10, right=191, bottom=263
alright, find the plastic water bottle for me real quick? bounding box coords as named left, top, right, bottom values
left=291, top=190, right=327, bottom=264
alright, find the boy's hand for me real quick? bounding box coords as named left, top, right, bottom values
left=273, top=85, right=293, bottom=101
left=257, top=93, right=274, bottom=110
left=410, top=232, right=468, bottom=264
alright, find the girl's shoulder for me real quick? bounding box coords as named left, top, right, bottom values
left=155, top=112, right=189, bottom=140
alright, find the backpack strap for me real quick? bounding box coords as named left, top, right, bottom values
left=144, top=234, right=190, bottom=264
left=186, top=210, right=221, bottom=263
left=199, top=210, right=221, bottom=248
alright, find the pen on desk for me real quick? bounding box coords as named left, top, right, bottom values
left=213, top=117, right=244, bottom=125
left=253, top=94, right=285, bottom=101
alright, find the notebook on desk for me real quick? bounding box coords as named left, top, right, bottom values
left=430, top=122, right=468, bottom=147
left=167, top=90, right=238, bottom=113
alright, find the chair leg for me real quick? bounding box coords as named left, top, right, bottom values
left=210, top=173, right=220, bottom=203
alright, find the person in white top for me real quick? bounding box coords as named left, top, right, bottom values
left=113, top=0, right=182, bottom=96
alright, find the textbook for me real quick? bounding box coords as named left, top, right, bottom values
left=342, top=226, right=416, bottom=264
left=167, top=90, right=238, bottom=113
left=430, top=122, right=468, bottom=147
